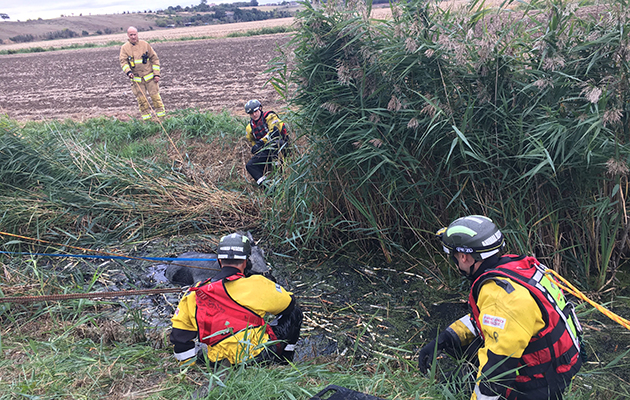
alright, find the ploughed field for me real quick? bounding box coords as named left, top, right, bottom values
left=0, top=33, right=291, bottom=121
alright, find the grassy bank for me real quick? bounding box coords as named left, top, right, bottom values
left=0, top=110, right=258, bottom=246
left=0, top=238, right=626, bottom=399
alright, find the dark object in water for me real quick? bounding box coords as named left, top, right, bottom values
left=163, top=251, right=221, bottom=286
left=309, top=385, right=387, bottom=400
left=162, top=232, right=270, bottom=286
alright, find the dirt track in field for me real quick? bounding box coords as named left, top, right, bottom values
left=0, top=33, right=292, bottom=122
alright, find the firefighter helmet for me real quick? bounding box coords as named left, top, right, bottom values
left=436, top=215, right=505, bottom=261
left=244, top=99, right=262, bottom=114
left=217, top=233, right=251, bottom=260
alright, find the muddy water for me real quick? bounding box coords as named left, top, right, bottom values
left=86, top=235, right=630, bottom=397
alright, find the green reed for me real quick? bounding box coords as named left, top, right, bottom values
left=265, top=0, right=630, bottom=289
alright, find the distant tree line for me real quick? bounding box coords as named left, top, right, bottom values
left=163, top=0, right=260, bottom=13
left=156, top=1, right=292, bottom=27
left=9, top=27, right=117, bottom=43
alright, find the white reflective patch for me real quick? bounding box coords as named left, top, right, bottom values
left=284, top=344, right=296, bottom=351
left=481, top=231, right=502, bottom=246
left=458, top=315, right=477, bottom=334
left=219, top=245, right=244, bottom=252
left=468, top=216, right=490, bottom=224
left=218, top=254, right=246, bottom=259
left=174, top=347, right=196, bottom=361
left=482, top=314, right=506, bottom=329
left=480, top=249, right=500, bottom=259
left=275, top=283, right=282, bottom=293
left=475, top=385, right=501, bottom=400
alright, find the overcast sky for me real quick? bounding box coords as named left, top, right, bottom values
left=1, top=1, right=267, bottom=22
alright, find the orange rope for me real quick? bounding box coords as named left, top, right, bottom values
left=546, top=269, right=630, bottom=331
left=0, top=287, right=184, bottom=304
left=132, top=79, right=184, bottom=163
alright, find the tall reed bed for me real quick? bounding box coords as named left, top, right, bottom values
left=0, top=115, right=257, bottom=246
left=267, top=0, right=630, bottom=289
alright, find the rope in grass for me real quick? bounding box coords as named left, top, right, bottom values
left=546, top=269, right=630, bottom=332
left=0, top=287, right=185, bottom=304
left=0, top=231, right=219, bottom=270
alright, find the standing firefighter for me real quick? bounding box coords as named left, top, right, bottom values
left=119, top=26, right=165, bottom=121
left=170, top=233, right=303, bottom=367
left=244, top=99, right=289, bottom=188
left=418, top=215, right=583, bottom=400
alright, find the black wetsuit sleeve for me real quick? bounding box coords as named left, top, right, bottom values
left=170, top=327, right=197, bottom=357
left=272, top=296, right=303, bottom=345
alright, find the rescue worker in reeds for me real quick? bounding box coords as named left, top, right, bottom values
left=170, top=233, right=303, bottom=368
left=244, top=99, right=289, bottom=188
left=119, top=26, right=166, bottom=121
left=418, top=215, right=584, bottom=400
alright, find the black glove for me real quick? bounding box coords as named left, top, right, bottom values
left=270, top=126, right=280, bottom=139
left=251, top=140, right=264, bottom=154
left=417, top=339, right=438, bottom=374
left=417, top=329, right=461, bottom=374
left=196, top=348, right=207, bottom=368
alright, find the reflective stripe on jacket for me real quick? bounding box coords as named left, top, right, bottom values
left=469, top=255, right=582, bottom=399
left=191, top=273, right=277, bottom=347
left=119, top=39, right=160, bottom=81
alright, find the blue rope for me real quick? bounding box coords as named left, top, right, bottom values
left=0, top=251, right=216, bottom=262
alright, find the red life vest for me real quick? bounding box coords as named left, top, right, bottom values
left=469, top=255, right=582, bottom=397
left=191, top=274, right=277, bottom=347
left=250, top=111, right=287, bottom=141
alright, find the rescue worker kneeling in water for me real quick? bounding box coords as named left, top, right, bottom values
left=418, top=216, right=583, bottom=400
left=170, top=233, right=303, bottom=367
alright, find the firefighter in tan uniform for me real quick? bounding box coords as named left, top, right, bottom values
left=119, top=26, right=165, bottom=121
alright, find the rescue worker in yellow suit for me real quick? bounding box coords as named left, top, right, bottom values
left=170, top=233, right=303, bottom=367
left=119, top=26, right=166, bottom=121
left=244, top=99, right=289, bottom=188
left=418, top=215, right=583, bottom=400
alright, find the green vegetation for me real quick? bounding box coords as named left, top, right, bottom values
left=1, top=42, right=103, bottom=55
left=8, top=33, right=34, bottom=43
left=0, top=244, right=621, bottom=399
left=0, top=111, right=253, bottom=246
left=1, top=0, right=630, bottom=398
left=267, top=0, right=630, bottom=291
left=226, top=25, right=295, bottom=37
left=42, top=28, right=80, bottom=40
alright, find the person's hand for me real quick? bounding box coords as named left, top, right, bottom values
left=154, top=75, right=160, bottom=83
left=417, top=329, right=461, bottom=374
left=251, top=140, right=264, bottom=154
left=127, top=72, right=134, bottom=79
left=417, top=339, right=437, bottom=374
left=270, top=126, right=280, bottom=139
